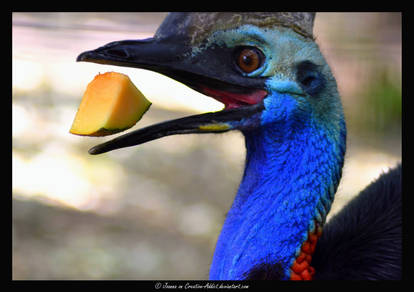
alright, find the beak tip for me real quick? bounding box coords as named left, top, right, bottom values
left=88, top=149, right=100, bottom=155
left=89, top=140, right=116, bottom=155
left=88, top=146, right=102, bottom=155
left=76, top=51, right=89, bottom=62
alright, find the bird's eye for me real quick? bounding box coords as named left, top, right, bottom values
left=234, top=47, right=264, bottom=74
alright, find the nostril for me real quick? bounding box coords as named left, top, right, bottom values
left=107, top=49, right=129, bottom=58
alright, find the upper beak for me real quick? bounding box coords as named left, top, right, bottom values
left=77, top=37, right=267, bottom=154
left=77, top=38, right=193, bottom=83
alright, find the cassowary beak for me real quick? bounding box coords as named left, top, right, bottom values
left=77, top=37, right=267, bottom=155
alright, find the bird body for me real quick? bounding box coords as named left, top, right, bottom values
left=313, top=164, right=401, bottom=280
left=77, top=12, right=401, bottom=280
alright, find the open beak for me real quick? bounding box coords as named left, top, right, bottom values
left=77, top=37, right=267, bottom=154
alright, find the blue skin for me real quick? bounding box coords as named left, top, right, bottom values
left=194, top=25, right=347, bottom=280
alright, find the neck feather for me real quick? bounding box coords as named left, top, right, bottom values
left=209, top=118, right=345, bottom=280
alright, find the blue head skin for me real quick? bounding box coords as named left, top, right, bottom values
left=194, top=25, right=347, bottom=280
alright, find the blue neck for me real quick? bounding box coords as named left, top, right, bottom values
left=209, top=113, right=345, bottom=280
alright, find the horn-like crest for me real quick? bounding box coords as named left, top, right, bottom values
left=155, top=12, right=316, bottom=44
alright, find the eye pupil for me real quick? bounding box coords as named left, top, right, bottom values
left=236, top=47, right=262, bottom=73
left=241, top=53, right=253, bottom=65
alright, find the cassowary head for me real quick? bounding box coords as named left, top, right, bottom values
left=78, top=12, right=344, bottom=154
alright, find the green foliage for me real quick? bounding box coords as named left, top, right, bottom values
left=353, top=67, right=401, bottom=134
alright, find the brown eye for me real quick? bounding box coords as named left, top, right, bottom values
left=235, top=47, right=263, bottom=74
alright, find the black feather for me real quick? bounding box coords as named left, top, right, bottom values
left=312, top=165, right=402, bottom=280
left=243, top=262, right=285, bottom=280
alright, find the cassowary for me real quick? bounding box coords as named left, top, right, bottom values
left=76, top=12, right=401, bottom=280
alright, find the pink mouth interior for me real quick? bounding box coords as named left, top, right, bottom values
left=200, top=85, right=268, bottom=110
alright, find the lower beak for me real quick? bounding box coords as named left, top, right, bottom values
left=77, top=37, right=267, bottom=154
left=88, top=103, right=263, bottom=155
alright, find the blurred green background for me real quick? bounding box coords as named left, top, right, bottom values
left=12, top=12, right=401, bottom=280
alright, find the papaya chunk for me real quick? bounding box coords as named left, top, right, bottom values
left=70, top=72, right=151, bottom=136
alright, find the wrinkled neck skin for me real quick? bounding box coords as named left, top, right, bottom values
left=209, top=95, right=346, bottom=280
